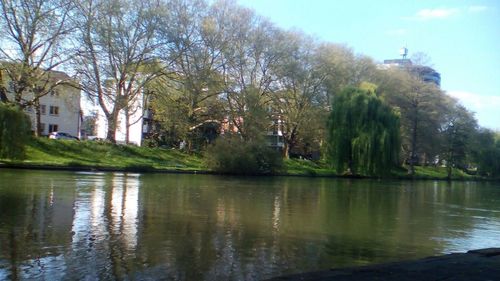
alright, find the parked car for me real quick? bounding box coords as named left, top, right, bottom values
left=49, top=132, right=79, bottom=140
left=86, top=135, right=105, bottom=141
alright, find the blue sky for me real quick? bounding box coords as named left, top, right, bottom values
left=238, top=0, right=500, bottom=130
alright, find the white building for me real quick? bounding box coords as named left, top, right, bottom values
left=31, top=87, right=81, bottom=138
left=95, top=90, right=147, bottom=146
left=4, top=70, right=82, bottom=138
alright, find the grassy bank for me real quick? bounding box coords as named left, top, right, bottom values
left=0, top=138, right=490, bottom=180
left=1, top=138, right=205, bottom=171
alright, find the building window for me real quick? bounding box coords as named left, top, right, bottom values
left=48, top=124, right=58, bottom=133
left=41, top=104, right=46, bottom=115
left=49, top=106, right=59, bottom=116
left=40, top=123, right=46, bottom=134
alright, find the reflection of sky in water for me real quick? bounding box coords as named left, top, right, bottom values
left=19, top=255, right=67, bottom=280
left=2, top=172, right=500, bottom=280
left=0, top=265, right=8, bottom=280
left=71, top=173, right=139, bottom=251
left=112, top=174, right=139, bottom=252
left=68, top=172, right=140, bottom=278
left=433, top=204, right=500, bottom=253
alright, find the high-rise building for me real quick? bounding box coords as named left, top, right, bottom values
left=380, top=48, right=441, bottom=87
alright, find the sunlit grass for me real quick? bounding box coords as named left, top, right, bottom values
left=284, top=158, right=335, bottom=176
left=0, top=138, right=486, bottom=180
left=3, top=138, right=205, bottom=171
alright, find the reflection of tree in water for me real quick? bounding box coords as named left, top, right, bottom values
left=1, top=172, right=500, bottom=280
left=0, top=170, right=75, bottom=280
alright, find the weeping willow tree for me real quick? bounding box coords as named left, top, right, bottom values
left=328, top=87, right=400, bottom=176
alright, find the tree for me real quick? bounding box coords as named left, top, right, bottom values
left=150, top=0, right=226, bottom=151
left=376, top=68, right=447, bottom=176
left=72, top=0, right=165, bottom=143
left=471, top=128, right=500, bottom=178
left=271, top=32, right=328, bottom=158
left=216, top=1, right=286, bottom=140
left=314, top=44, right=377, bottom=103
left=0, top=0, right=75, bottom=136
left=441, top=103, right=478, bottom=179
left=328, top=87, right=400, bottom=176
left=0, top=103, right=31, bottom=159
left=81, top=110, right=97, bottom=136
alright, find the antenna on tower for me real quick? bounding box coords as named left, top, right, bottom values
left=400, top=46, right=408, bottom=60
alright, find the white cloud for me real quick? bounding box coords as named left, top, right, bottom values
left=448, top=91, right=500, bottom=110
left=413, top=8, right=460, bottom=20
left=468, top=5, right=488, bottom=13
left=405, top=6, right=488, bottom=21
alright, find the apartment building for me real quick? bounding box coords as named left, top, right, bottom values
left=31, top=87, right=81, bottom=137
left=3, top=70, right=82, bottom=137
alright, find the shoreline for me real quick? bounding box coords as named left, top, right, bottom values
left=266, top=248, right=500, bottom=281
left=1, top=162, right=497, bottom=181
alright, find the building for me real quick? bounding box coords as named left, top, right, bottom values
left=3, top=70, right=82, bottom=137
left=95, top=89, right=147, bottom=146
left=380, top=48, right=441, bottom=87
left=408, top=65, right=441, bottom=86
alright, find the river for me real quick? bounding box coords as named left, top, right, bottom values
left=0, top=169, right=499, bottom=280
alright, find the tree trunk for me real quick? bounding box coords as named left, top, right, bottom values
left=283, top=142, right=289, bottom=159
left=125, top=106, right=130, bottom=144
left=408, top=112, right=418, bottom=176
left=34, top=100, right=42, bottom=137
left=106, top=111, right=119, bottom=143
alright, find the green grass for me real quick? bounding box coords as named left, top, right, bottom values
left=1, top=138, right=205, bottom=171
left=391, top=165, right=478, bottom=180
left=284, top=158, right=335, bottom=176
left=0, top=138, right=489, bottom=180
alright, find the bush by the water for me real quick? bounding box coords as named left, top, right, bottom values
left=205, top=136, right=283, bottom=175
left=0, top=104, right=31, bottom=159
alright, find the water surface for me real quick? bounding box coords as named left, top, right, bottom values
left=0, top=169, right=499, bottom=280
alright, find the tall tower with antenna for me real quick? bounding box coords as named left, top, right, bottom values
left=400, top=46, right=408, bottom=59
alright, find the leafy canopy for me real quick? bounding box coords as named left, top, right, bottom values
left=328, top=87, right=400, bottom=176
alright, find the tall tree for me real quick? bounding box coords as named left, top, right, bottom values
left=216, top=1, right=286, bottom=140
left=471, top=128, right=500, bottom=178
left=377, top=68, right=447, bottom=176
left=328, top=87, right=400, bottom=176
left=271, top=32, right=328, bottom=158
left=441, top=103, right=478, bottom=179
left=150, top=0, right=226, bottom=151
left=72, top=0, right=165, bottom=142
left=0, top=0, right=75, bottom=135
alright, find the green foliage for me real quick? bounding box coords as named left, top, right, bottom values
left=328, top=87, right=400, bottom=176
left=472, top=129, right=500, bottom=177
left=0, top=104, right=31, bottom=159
left=205, top=135, right=283, bottom=175
left=441, top=104, right=478, bottom=178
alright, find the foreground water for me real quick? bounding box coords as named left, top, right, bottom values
left=0, top=169, right=499, bottom=280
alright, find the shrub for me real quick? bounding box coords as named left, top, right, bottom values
left=205, top=135, right=283, bottom=175
left=0, top=104, right=31, bottom=159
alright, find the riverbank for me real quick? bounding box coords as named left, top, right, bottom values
left=266, top=248, right=500, bottom=281
left=0, top=138, right=493, bottom=180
